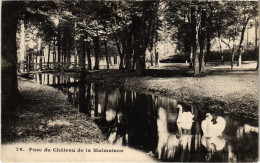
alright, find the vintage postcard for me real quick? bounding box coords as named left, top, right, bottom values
left=1, top=0, right=259, bottom=162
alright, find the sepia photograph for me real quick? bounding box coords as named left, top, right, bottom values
left=1, top=0, right=259, bottom=162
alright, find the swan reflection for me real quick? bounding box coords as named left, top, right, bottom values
left=177, top=123, right=192, bottom=152
left=157, top=106, right=193, bottom=160
left=201, top=136, right=226, bottom=161
left=157, top=107, right=177, bottom=159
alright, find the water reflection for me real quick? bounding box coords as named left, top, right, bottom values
left=34, top=73, right=78, bottom=86
left=33, top=73, right=259, bottom=162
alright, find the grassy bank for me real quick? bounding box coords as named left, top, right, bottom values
left=1, top=77, right=105, bottom=144
left=82, top=67, right=258, bottom=121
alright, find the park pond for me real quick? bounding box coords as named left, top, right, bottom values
left=32, top=73, right=258, bottom=162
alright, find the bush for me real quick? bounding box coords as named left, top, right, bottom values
left=160, top=54, right=187, bottom=63
left=205, top=48, right=258, bottom=62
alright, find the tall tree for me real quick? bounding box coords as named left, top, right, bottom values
left=2, top=2, right=24, bottom=110
left=132, top=1, right=160, bottom=75
left=220, top=2, right=258, bottom=69
left=2, top=1, right=56, bottom=110
left=236, top=2, right=258, bottom=66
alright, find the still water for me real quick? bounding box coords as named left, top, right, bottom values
left=33, top=73, right=259, bottom=162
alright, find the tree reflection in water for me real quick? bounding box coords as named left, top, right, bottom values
left=33, top=73, right=259, bottom=162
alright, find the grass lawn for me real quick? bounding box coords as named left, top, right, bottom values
left=1, top=77, right=105, bottom=144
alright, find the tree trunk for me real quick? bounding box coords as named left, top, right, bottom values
left=114, top=56, right=117, bottom=65
left=217, top=28, right=224, bottom=63
left=74, top=22, right=77, bottom=69
left=193, top=49, right=199, bottom=76
left=104, top=40, right=109, bottom=70
left=255, top=18, right=259, bottom=48
left=125, top=30, right=133, bottom=71
left=155, top=50, right=159, bottom=67
left=256, top=48, right=259, bottom=70
left=135, top=44, right=146, bottom=75
left=149, top=19, right=156, bottom=67
left=154, top=16, right=159, bottom=68
left=34, top=55, right=37, bottom=71
left=74, top=41, right=77, bottom=69
left=61, top=48, right=64, bottom=70
left=80, top=36, right=86, bottom=70
left=53, top=38, right=56, bottom=68
left=231, top=43, right=236, bottom=70
left=112, top=30, right=123, bottom=70
left=237, top=16, right=250, bottom=67
left=150, top=50, right=154, bottom=67
left=205, top=11, right=213, bottom=65
left=255, top=18, right=259, bottom=70
left=199, top=9, right=206, bottom=75
left=132, top=52, right=137, bottom=70
left=57, top=22, right=61, bottom=63
left=189, top=51, right=193, bottom=68
left=19, top=19, right=25, bottom=72
left=38, top=38, right=42, bottom=71
left=67, top=50, right=71, bottom=65
left=109, top=57, right=112, bottom=66
left=136, top=54, right=146, bottom=76
left=47, top=41, right=51, bottom=69
left=218, top=36, right=223, bottom=63
left=2, top=1, right=23, bottom=111
left=39, top=55, right=42, bottom=71
left=154, top=33, right=159, bottom=67
left=26, top=55, right=30, bottom=72
left=206, top=36, right=211, bottom=64
left=191, top=6, right=199, bottom=76
left=238, top=53, right=242, bottom=67
left=132, top=15, right=146, bottom=75
left=86, top=41, right=92, bottom=70
left=200, top=50, right=206, bottom=74
left=119, top=50, right=124, bottom=70
left=115, top=38, right=124, bottom=70
left=93, top=35, right=100, bottom=70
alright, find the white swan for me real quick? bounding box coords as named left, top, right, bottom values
left=176, top=104, right=194, bottom=124
left=201, top=113, right=226, bottom=137
left=214, top=116, right=226, bottom=135
left=201, top=113, right=214, bottom=137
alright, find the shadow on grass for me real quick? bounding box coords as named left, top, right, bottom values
left=143, top=68, right=257, bottom=78
left=144, top=69, right=194, bottom=77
